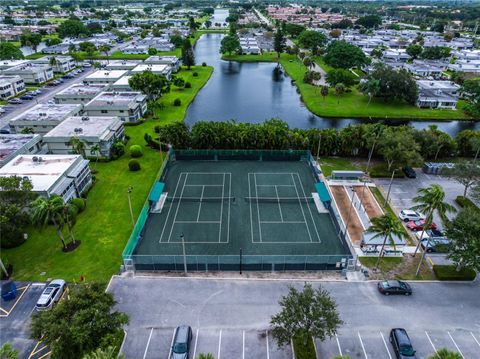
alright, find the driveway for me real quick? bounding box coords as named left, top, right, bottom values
left=108, top=276, right=480, bottom=359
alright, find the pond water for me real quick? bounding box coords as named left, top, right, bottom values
left=184, top=33, right=478, bottom=136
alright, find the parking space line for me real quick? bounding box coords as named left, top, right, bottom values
left=0, top=283, right=30, bottom=317
left=358, top=332, right=368, bottom=359
left=471, top=332, right=480, bottom=347
left=335, top=333, right=342, bottom=356
left=380, top=332, right=393, bottom=359
left=447, top=331, right=464, bottom=358
left=242, top=330, right=245, bottom=359
left=168, top=328, right=175, bottom=359
left=217, top=329, right=222, bottom=359
left=425, top=331, right=437, bottom=353
left=142, top=328, right=153, bottom=359
left=266, top=330, right=270, bottom=359
left=193, top=328, right=199, bottom=359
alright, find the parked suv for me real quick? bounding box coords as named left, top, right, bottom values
left=35, top=279, right=66, bottom=311
left=421, top=237, right=450, bottom=253
left=171, top=325, right=192, bottom=359
left=399, top=209, right=425, bottom=222
left=390, top=328, right=416, bottom=358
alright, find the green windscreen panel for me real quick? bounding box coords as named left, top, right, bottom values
left=315, top=182, right=331, bottom=202
left=149, top=182, right=165, bottom=202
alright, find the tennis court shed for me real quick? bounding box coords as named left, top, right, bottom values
left=331, top=170, right=364, bottom=180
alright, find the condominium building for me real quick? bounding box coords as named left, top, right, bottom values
left=84, top=92, right=147, bottom=122
left=0, top=75, right=25, bottom=100
left=32, top=56, right=76, bottom=73
left=0, top=134, right=43, bottom=168
left=2, top=63, right=54, bottom=84
left=54, top=83, right=108, bottom=104
left=83, top=70, right=129, bottom=85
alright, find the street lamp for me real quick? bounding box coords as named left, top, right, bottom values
left=384, top=169, right=398, bottom=207
left=342, top=186, right=355, bottom=240
left=127, top=186, right=135, bottom=229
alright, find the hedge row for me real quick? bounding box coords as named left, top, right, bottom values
left=433, top=265, right=477, bottom=281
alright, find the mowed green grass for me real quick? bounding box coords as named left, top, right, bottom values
left=2, top=66, right=213, bottom=282
left=223, top=52, right=470, bottom=120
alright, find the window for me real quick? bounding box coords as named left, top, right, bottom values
left=101, top=110, right=108, bottom=113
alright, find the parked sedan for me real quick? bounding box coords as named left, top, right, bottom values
left=171, top=325, right=192, bottom=359
left=402, top=166, right=416, bottom=178
left=390, top=328, right=416, bottom=358
left=377, top=280, right=412, bottom=296
left=8, top=98, right=23, bottom=104
left=406, top=219, right=437, bottom=231
left=35, top=279, right=66, bottom=311
left=20, top=94, right=34, bottom=100
left=421, top=237, right=450, bottom=253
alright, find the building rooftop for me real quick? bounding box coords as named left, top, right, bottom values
left=144, top=55, right=179, bottom=63
left=56, top=83, right=108, bottom=97
left=417, top=80, right=460, bottom=91
left=0, top=60, right=30, bottom=70
left=0, top=154, right=82, bottom=191
left=86, top=91, right=146, bottom=108
left=112, top=76, right=132, bottom=86
left=9, top=104, right=82, bottom=123
left=43, top=116, right=121, bottom=139
left=105, top=59, right=142, bottom=68
left=131, top=64, right=169, bottom=73
left=0, top=134, right=39, bottom=162
left=84, top=70, right=128, bottom=80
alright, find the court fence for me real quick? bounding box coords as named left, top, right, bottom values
left=123, top=254, right=353, bottom=272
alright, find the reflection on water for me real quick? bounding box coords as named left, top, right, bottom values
left=184, top=33, right=479, bottom=136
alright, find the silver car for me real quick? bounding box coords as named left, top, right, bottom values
left=35, top=279, right=66, bottom=311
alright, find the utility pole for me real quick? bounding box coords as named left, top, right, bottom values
left=358, top=132, right=379, bottom=212
left=127, top=186, right=135, bottom=229
left=181, top=233, right=187, bottom=275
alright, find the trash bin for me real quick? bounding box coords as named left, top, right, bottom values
left=1, top=281, right=17, bottom=301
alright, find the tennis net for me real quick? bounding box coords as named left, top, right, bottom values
left=244, top=196, right=314, bottom=203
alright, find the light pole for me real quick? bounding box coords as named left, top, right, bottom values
left=384, top=169, right=397, bottom=207
left=316, top=133, right=322, bottom=161
left=342, top=186, right=355, bottom=240
left=127, top=186, right=135, bottom=229
left=181, top=233, right=187, bottom=275
left=358, top=133, right=379, bottom=212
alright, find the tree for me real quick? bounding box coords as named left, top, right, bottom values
left=329, top=29, right=342, bottom=38
left=273, top=28, right=286, bottom=60
left=20, top=31, right=43, bottom=52
left=0, top=176, right=36, bottom=249
left=356, top=15, right=382, bottom=29
left=324, top=41, right=368, bottom=69
left=461, top=79, right=480, bottom=117
left=31, top=196, right=68, bottom=250
left=86, top=22, right=103, bottom=34
left=172, top=75, right=185, bottom=88
left=362, top=78, right=380, bottom=106
left=90, top=144, right=101, bottom=167
left=188, top=16, right=198, bottom=32
left=204, top=20, right=212, bottom=29
left=320, top=85, right=329, bottom=101
left=45, top=37, right=62, bottom=47
left=284, top=23, right=305, bottom=37
left=0, top=42, right=24, bottom=60
left=69, top=136, right=87, bottom=158
left=413, top=125, right=457, bottom=160
left=334, top=83, right=345, bottom=103
left=181, top=39, right=195, bottom=69
left=326, top=69, right=356, bottom=87
left=366, top=214, right=406, bottom=269
left=406, top=44, right=423, bottom=59
left=196, top=354, right=214, bottom=359
left=445, top=210, right=480, bottom=272
left=128, top=70, right=169, bottom=100
left=303, top=70, right=321, bottom=85
left=412, top=184, right=456, bottom=275
left=0, top=343, right=18, bottom=359
left=377, top=127, right=422, bottom=171
left=58, top=19, right=89, bottom=38
left=443, top=161, right=480, bottom=197
left=79, top=41, right=97, bottom=61
left=219, top=35, right=240, bottom=55
left=98, top=44, right=111, bottom=57
left=334, top=19, right=353, bottom=29
left=170, top=34, right=184, bottom=48
left=31, top=283, right=128, bottom=359
left=270, top=283, right=342, bottom=349
left=428, top=348, right=462, bottom=359
left=82, top=346, right=125, bottom=359
left=421, top=46, right=451, bottom=60
left=297, top=30, right=327, bottom=54
left=370, top=46, right=384, bottom=59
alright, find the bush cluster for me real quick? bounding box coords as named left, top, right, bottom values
left=129, top=145, right=143, bottom=158
left=71, top=197, right=86, bottom=212
left=173, top=98, right=182, bottom=106
left=128, top=159, right=141, bottom=171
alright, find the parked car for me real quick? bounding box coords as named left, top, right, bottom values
left=63, top=74, right=74, bottom=79
left=27, top=91, right=38, bottom=96
left=83, top=62, right=92, bottom=68
left=399, top=209, right=425, bottom=222
left=35, top=279, right=66, bottom=311
left=46, top=81, right=58, bottom=86
left=377, top=280, right=412, bottom=296
left=20, top=94, right=34, bottom=100
left=402, top=166, right=416, bottom=178
left=406, top=219, right=437, bottom=231
left=389, top=328, right=416, bottom=358
left=8, top=98, right=23, bottom=104
left=170, top=325, right=192, bottom=359
left=33, top=89, right=43, bottom=95
left=414, top=229, right=445, bottom=241
left=421, top=237, right=450, bottom=253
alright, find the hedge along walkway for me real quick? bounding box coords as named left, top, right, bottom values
left=222, top=52, right=470, bottom=120
left=2, top=65, right=213, bottom=283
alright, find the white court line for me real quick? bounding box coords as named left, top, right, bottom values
left=335, top=334, right=342, bottom=356
left=425, top=331, right=437, bottom=353
left=447, top=331, right=465, bottom=358
left=193, top=328, right=199, bottom=359
left=218, top=173, right=225, bottom=243
left=242, top=330, right=245, bottom=359
left=294, top=173, right=321, bottom=242
left=217, top=329, right=222, bottom=359
left=260, top=221, right=306, bottom=224
left=358, top=332, right=368, bottom=359
left=290, top=173, right=313, bottom=242
left=254, top=173, right=263, bottom=242
left=167, top=173, right=189, bottom=242
left=196, top=186, right=205, bottom=222
left=175, top=221, right=221, bottom=224
left=248, top=173, right=254, bottom=243
left=275, top=185, right=284, bottom=222
left=471, top=332, right=480, bottom=347
left=142, top=328, right=154, bottom=359
left=184, top=184, right=224, bottom=187
left=380, top=332, right=393, bottom=359
left=226, top=173, right=231, bottom=244
left=266, top=330, right=270, bottom=359
left=168, top=328, right=176, bottom=359
left=256, top=184, right=296, bottom=187
left=159, top=172, right=184, bottom=243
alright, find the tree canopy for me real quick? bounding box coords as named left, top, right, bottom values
left=128, top=70, right=169, bottom=100
left=220, top=34, right=240, bottom=55
left=297, top=30, right=327, bottom=54
left=0, top=42, right=24, bottom=60
left=406, top=44, right=423, bottom=59
left=20, top=31, right=43, bottom=52
left=58, top=19, right=89, bottom=38
left=421, top=46, right=451, bottom=60
left=324, top=40, right=368, bottom=69
left=181, top=39, right=195, bottom=69
left=326, top=69, right=356, bottom=87
left=356, top=15, right=382, bottom=28
left=377, top=126, right=422, bottom=171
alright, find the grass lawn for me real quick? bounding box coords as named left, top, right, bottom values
left=2, top=65, right=213, bottom=283
left=317, top=157, right=360, bottom=177
left=223, top=53, right=471, bottom=120
left=25, top=52, right=47, bottom=60
left=359, top=256, right=436, bottom=280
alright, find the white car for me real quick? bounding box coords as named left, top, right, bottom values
left=35, top=279, right=66, bottom=311
left=399, top=209, right=425, bottom=222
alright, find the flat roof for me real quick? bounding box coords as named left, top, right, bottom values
left=0, top=134, right=40, bottom=161
left=43, top=116, right=121, bottom=138
left=0, top=154, right=81, bottom=192
left=86, top=91, right=145, bottom=108
left=0, top=60, right=30, bottom=69
left=112, top=76, right=132, bottom=86
left=106, top=59, right=142, bottom=67
left=85, top=70, right=128, bottom=80
left=417, top=80, right=460, bottom=90
left=9, top=104, right=82, bottom=123
left=144, top=55, right=179, bottom=63
left=55, top=83, right=108, bottom=96
left=131, top=64, right=169, bottom=73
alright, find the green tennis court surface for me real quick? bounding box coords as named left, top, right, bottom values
left=134, top=159, right=349, bottom=265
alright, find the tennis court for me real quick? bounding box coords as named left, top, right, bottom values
left=125, top=150, right=352, bottom=271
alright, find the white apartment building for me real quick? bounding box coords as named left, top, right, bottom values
left=84, top=92, right=147, bottom=122
left=32, top=56, right=76, bottom=73
left=0, top=75, right=25, bottom=100
left=83, top=70, right=129, bottom=85
left=130, top=64, right=172, bottom=80
left=54, top=83, right=108, bottom=104
left=0, top=134, right=43, bottom=168
left=2, top=63, right=54, bottom=84
left=144, top=55, right=180, bottom=72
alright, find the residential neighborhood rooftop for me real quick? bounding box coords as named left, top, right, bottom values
left=0, top=134, right=40, bottom=162
left=43, top=116, right=122, bottom=139
left=9, top=103, right=82, bottom=123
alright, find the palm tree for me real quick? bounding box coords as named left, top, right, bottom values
left=320, top=85, right=329, bottom=101
left=69, top=136, right=86, bottom=158
left=411, top=184, right=456, bottom=275
left=196, top=354, right=215, bottom=359
left=428, top=348, right=462, bottom=359
left=90, top=144, right=101, bottom=169
left=49, top=56, right=58, bottom=71
left=31, top=196, right=67, bottom=250
left=366, top=214, right=406, bottom=269
left=335, top=83, right=345, bottom=104
left=82, top=346, right=125, bottom=359
left=63, top=202, right=77, bottom=245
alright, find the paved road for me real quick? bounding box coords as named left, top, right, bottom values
left=108, top=276, right=480, bottom=359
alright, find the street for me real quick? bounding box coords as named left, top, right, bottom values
left=108, top=276, right=480, bottom=359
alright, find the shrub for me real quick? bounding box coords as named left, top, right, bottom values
left=184, top=81, right=192, bottom=88
left=111, top=141, right=125, bottom=158
left=71, top=197, right=86, bottom=212
left=202, top=62, right=207, bottom=66
left=192, top=72, right=198, bottom=77
left=1, top=234, right=26, bottom=249
left=128, top=159, right=141, bottom=171
left=173, top=98, right=182, bottom=106
left=433, top=265, right=477, bottom=281
left=129, top=145, right=143, bottom=158
left=455, top=196, right=480, bottom=212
